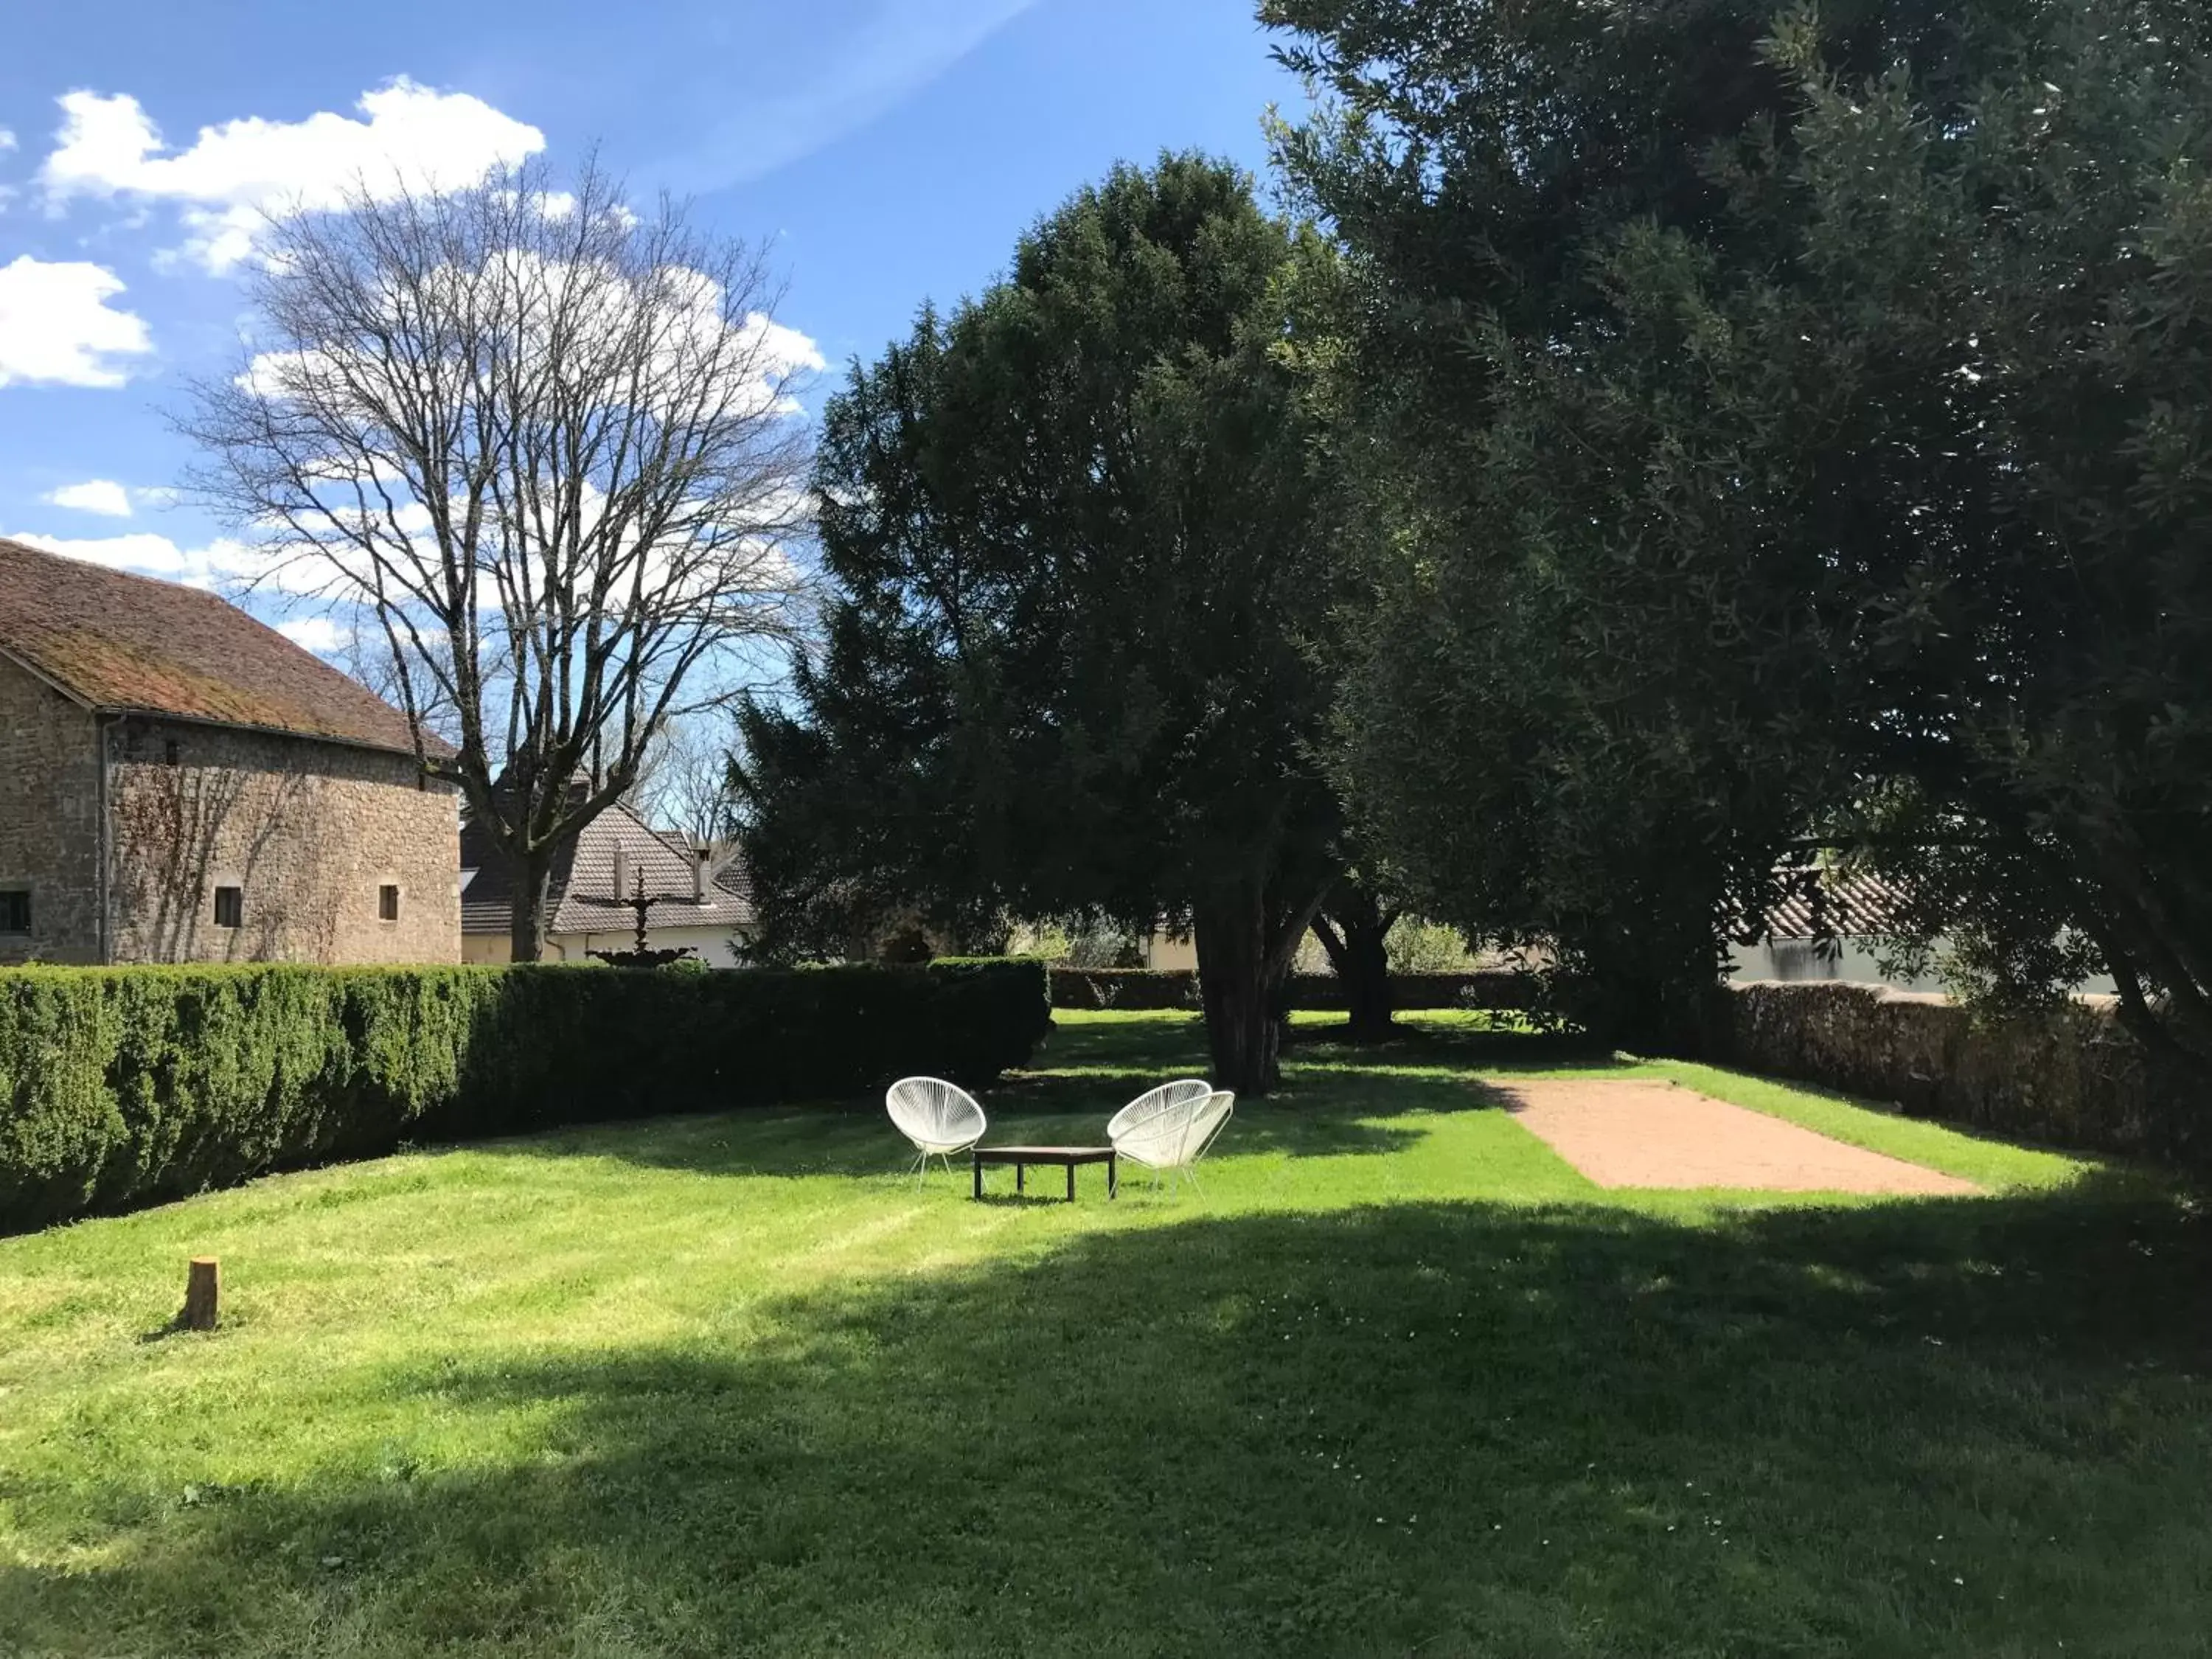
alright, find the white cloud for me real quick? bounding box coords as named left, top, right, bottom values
left=662, top=0, right=1039, bottom=189
left=44, top=478, right=133, bottom=517
left=2, top=528, right=255, bottom=587
left=41, top=78, right=546, bottom=273
left=0, top=130, right=17, bottom=153
left=274, top=616, right=347, bottom=654
left=0, top=257, right=153, bottom=386
left=241, top=251, right=824, bottom=425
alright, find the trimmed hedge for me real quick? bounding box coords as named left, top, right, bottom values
left=1722, top=981, right=2209, bottom=1166
left=0, top=958, right=1049, bottom=1232
left=1045, top=967, right=1532, bottom=1012
left=1288, top=970, right=1532, bottom=1012
left=1048, top=968, right=1202, bottom=1010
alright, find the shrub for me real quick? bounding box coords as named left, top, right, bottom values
left=1048, top=968, right=1201, bottom=1011
left=1043, top=967, right=1533, bottom=1013
left=0, top=958, right=1050, bottom=1232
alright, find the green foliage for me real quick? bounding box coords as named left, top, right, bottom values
left=1383, top=916, right=1478, bottom=975
left=1046, top=967, right=1203, bottom=1012
left=0, top=959, right=1049, bottom=1231
left=1010, top=917, right=1147, bottom=970
left=735, top=155, right=1353, bottom=1092
left=1267, top=0, right=2212, bottom=1070
left=1043, top=966, right=1529, bottom=1014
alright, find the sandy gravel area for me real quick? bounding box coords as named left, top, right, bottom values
left=1496, top=1078, right=1979, bottom=1194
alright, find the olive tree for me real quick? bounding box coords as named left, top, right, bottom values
left=1268, top=0, right=2212, bottom=1065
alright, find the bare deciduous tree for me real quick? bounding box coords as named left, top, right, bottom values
left=626, top=712, right=737, bottom=846
left=181, top=156, right=815, bottom=959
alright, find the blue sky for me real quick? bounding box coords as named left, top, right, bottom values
left=0, top=0, right=1303, bottom=644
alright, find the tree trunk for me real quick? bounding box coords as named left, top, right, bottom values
left=1195, top=886, right=1281, bottom=1095
left=509, top=849, right=554, bottom=963
left=181, top=1256, right=220, bottom=1331
left=1312, top=886, right=1396, bottom=1043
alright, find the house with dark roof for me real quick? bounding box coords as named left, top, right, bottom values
left=0, top=537, right=460, bottom=965
left=458, top=800, right=756, bottom=965
left=1727, top=865, right=1944, bottom=991
left=1728, top=862, right=2116, bottom=995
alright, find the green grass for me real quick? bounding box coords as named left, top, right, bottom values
left=1, top=1010, right=2206, bottom=1658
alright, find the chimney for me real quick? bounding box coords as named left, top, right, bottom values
left=612, top=844, right=629, bottom=903
left=692, top=844, right=709, bottom=904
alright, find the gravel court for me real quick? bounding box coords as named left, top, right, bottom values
left=1495, top=1077, right=1981, bottom=1194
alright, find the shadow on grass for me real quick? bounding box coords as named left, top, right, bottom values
left=511, top=1077, right=1437, bottom=1180
left=1032, top=1012, right=1623, bottom=1080
left=534, top=1018, right=1532, bottom=1179
left=11, top=1190, right=2208, bottom=1657
left=1287, top=1019, right=1627, bottom=1076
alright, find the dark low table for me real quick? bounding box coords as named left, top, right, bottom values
left=972, top=1144, right=1117, bottom=1201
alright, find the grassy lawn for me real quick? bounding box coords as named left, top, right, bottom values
left=1, top=1010, right=2207, bottom=1658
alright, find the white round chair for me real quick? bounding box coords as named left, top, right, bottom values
left=886, top=1076, right=987, bottom=1184
left=1106, top=1078, right=1214, bottom=1143
left=1110, top=1085, right=1235, bottom=1193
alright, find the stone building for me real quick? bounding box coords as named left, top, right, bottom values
left=0, top=537, right=459, bottom=965
left=459, top=800, right=755, bottom=965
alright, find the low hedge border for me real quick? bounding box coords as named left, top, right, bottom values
left=1045, top=967, right=1532, bottom=1012
left=0, top=958, right=1049, bottom=1232
left=1721, top=980, right=2209, bottom=1167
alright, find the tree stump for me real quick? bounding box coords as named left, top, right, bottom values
left=181, top=1257, right=220, bottom=1331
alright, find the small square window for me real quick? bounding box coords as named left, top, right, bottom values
left=163, top=738, right=181, bottom=766
left=378, top=884, right=401, bottom=922
left=213, top=886, right=243, bottom=928
left=0, top=890, right=29, bottom=933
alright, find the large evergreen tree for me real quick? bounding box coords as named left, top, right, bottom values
left=1268, top=0, right=2212, bottom=1068
left=737, top=156, right=1349, bottom=1093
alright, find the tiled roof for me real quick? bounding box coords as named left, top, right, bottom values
left=459, top=802, right=755, bottom=939
left=1756, top=864, right=1910, bottom=942
left=0, top=536, right=439, bottom=757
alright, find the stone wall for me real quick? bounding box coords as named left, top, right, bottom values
left=1722, top=980, right=2208, bottom=1166
left=106, top=716, right=460, bottom=964
left=0, top=653, right=102, bottom=964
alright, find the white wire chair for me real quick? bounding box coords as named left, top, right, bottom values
left=1106, top=1078, right=1214, bottom=1144
left=886, top=1076, right=987, bottom=1185
left=1110, top=1086, right=1235, bottom=1194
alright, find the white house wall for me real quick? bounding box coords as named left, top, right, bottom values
left=462, top=925, right=751, bottom=967
left=1728, top=936, right=2117, bottom=998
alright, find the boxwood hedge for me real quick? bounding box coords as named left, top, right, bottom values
left=1043, top=967, right=1533, bottom=1012
left=0, top=958, right=1048, bottom=1232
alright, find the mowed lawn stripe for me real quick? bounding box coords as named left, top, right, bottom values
left=0, top=1010, right=2203, bottom=1658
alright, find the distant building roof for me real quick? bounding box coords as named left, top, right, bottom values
left=459, top=801, right=755, bottom=939
left=1754, top=863, right=1911, bottom=942
left=0, top=536, right=438, bottom=758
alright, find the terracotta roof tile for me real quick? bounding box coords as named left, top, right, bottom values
left=0, top=537, right=439, bottom=757
left=459, top=803, right=755, bottom=939
left=1756, top=865, right=1911, bottom=941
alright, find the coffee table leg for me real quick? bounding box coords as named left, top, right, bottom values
left=1066, top=1162, right=1076, bottom=1203
left=1108, top=1154, right=1117, bottom=1200
left=973, top=1152, right=982, bottom=1201
left=1017, top=1162, right=1025, bottom=1196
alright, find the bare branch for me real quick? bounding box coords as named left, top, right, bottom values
left=175, top=154, right=816, bottom=957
